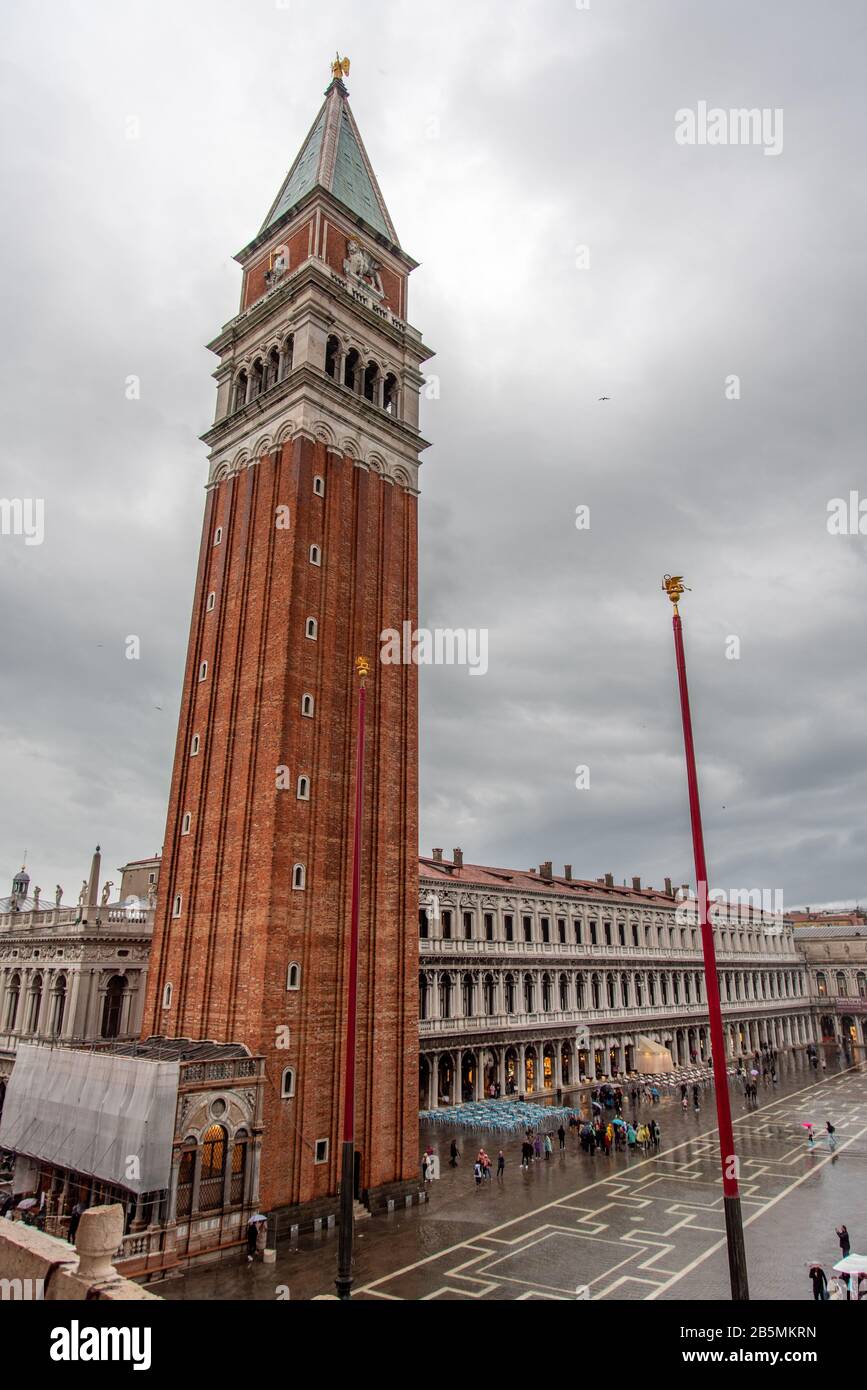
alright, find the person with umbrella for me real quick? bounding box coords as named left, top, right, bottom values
left=808, top=1264, right=829, bottom=1301
left=246, top=1213, right=267, bottom=1263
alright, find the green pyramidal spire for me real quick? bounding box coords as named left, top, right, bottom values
left=260, top=75, right=398, bottom=245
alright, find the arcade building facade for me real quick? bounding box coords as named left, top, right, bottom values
left=418, top=853, right=815, bottom=1108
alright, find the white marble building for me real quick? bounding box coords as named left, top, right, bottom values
left=0, top=849, right=159, bottom=1083
left=795, top=923, right=867, bottom=1050
left=418, top=852, right=814, bottom=1107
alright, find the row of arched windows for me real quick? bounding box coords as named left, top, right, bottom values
left=231, top=336, right=294, bottom=413
left=418, top=968, right=710, bottom=1021
left=418, top=963, right=811, bottom=1021
left=324, top=336, right=400, bottom=416
left=817, top=971, right=867, bottom=998
left=2, top=972, right=128, bottom=1038
left=176, top=1123, right=249, bottom=1217
left=228, top=333, right=401, bottom=421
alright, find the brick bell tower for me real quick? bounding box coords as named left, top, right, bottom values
left=144, top=63, right=432, bottom=1221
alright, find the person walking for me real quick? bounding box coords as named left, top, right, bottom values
left=650, top=1118, right=661, bottom=1149
left=497, top=1150, right=505, bottom=1180
left=473, top=1160, right=483, bottom=1188
left=533, top=1134, right=542, bottom=1161
left=826, top=1121, right=837, bottom=1150
left=246, top=1214, right=266, bottom=1263
left=449, top=1139, right=460, bottom=1168
left=809, top=1264, right=829, bottom=1301
left=837, top=1224, right=851, bottom=1258
left=68, top=1201, right=87, bottom=1245
left=558, top=1124, right=566, bottom=1152
left=421, top=1153, right=431, bottom=1187
left=544, top=1134, right=553, bottom=1160
left=521, top=1139, right=532, bottom=1170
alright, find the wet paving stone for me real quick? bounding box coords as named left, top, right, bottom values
left=151, top=1055, right=866, bottom=1301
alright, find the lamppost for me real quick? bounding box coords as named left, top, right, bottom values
left=662, top=576, right=750, bottom=1301
left=335, top=656, right=369, bottom=1301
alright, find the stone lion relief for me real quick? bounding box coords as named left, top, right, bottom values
left=343, top=238, right=384, bottom=297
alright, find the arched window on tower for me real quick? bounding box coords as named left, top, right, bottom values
left=344, top=348, right=360, bottom=392
left=281, top=334, right=294, bottom=377
left=281, top=1068, right=295, bottom=1098
left=383, top=372, right=399, bottom=416
left=233, top=370, right=248, bottom=412
left=250, top=359, right=264, bottom=400
left=265, top=347, right=280, bottom=391
left=325, top=335, right=340, bottom=380
left=292, top=864, right=306, bottom=890
left=286, top=962, right=300, bottom=991
left=363, top=359, right=379, bottom=403
left=301, top=693, right=314, bottom=718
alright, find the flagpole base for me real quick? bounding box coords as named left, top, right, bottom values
left=335, top=1140, right=355, bottom=1300
left=724, top=1194, right=750, bottom=1301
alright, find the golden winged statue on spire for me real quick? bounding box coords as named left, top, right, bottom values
left=331, top=53, right=351, bottom=81
left=662, top=574, right=690, bottom=612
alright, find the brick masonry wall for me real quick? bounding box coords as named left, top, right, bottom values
left=143, top=438, right=419, bottom=1210
left=242, top=220, right=316, bottom=309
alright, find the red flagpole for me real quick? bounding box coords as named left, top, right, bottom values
left=664, top=577, right=750, bottom=1301
left=335, top=656, right=368, bottom=1300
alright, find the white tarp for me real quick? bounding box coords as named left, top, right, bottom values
left=0, top=1044, right=179, bottom=1194
left=636, top=1035, right=674, bottom=1074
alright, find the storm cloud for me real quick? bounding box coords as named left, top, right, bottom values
left=1, top=0, right=864, bottom=910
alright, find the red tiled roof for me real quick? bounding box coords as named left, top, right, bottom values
left=418, top=858, right=675, bottom=905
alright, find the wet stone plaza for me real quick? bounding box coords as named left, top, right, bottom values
left=154, top=1055, right=867, bottom=1302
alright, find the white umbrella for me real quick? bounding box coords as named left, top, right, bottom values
left=833, top=1254, right=867, bottom=1275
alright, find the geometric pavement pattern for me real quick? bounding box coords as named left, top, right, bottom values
left=356, top=1067, right=867, bottom=1301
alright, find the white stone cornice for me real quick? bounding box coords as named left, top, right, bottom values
left=205, top=378, right=423, bottom=493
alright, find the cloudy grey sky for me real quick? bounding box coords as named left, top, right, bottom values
left=1, top=0, right=865, bottom=908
